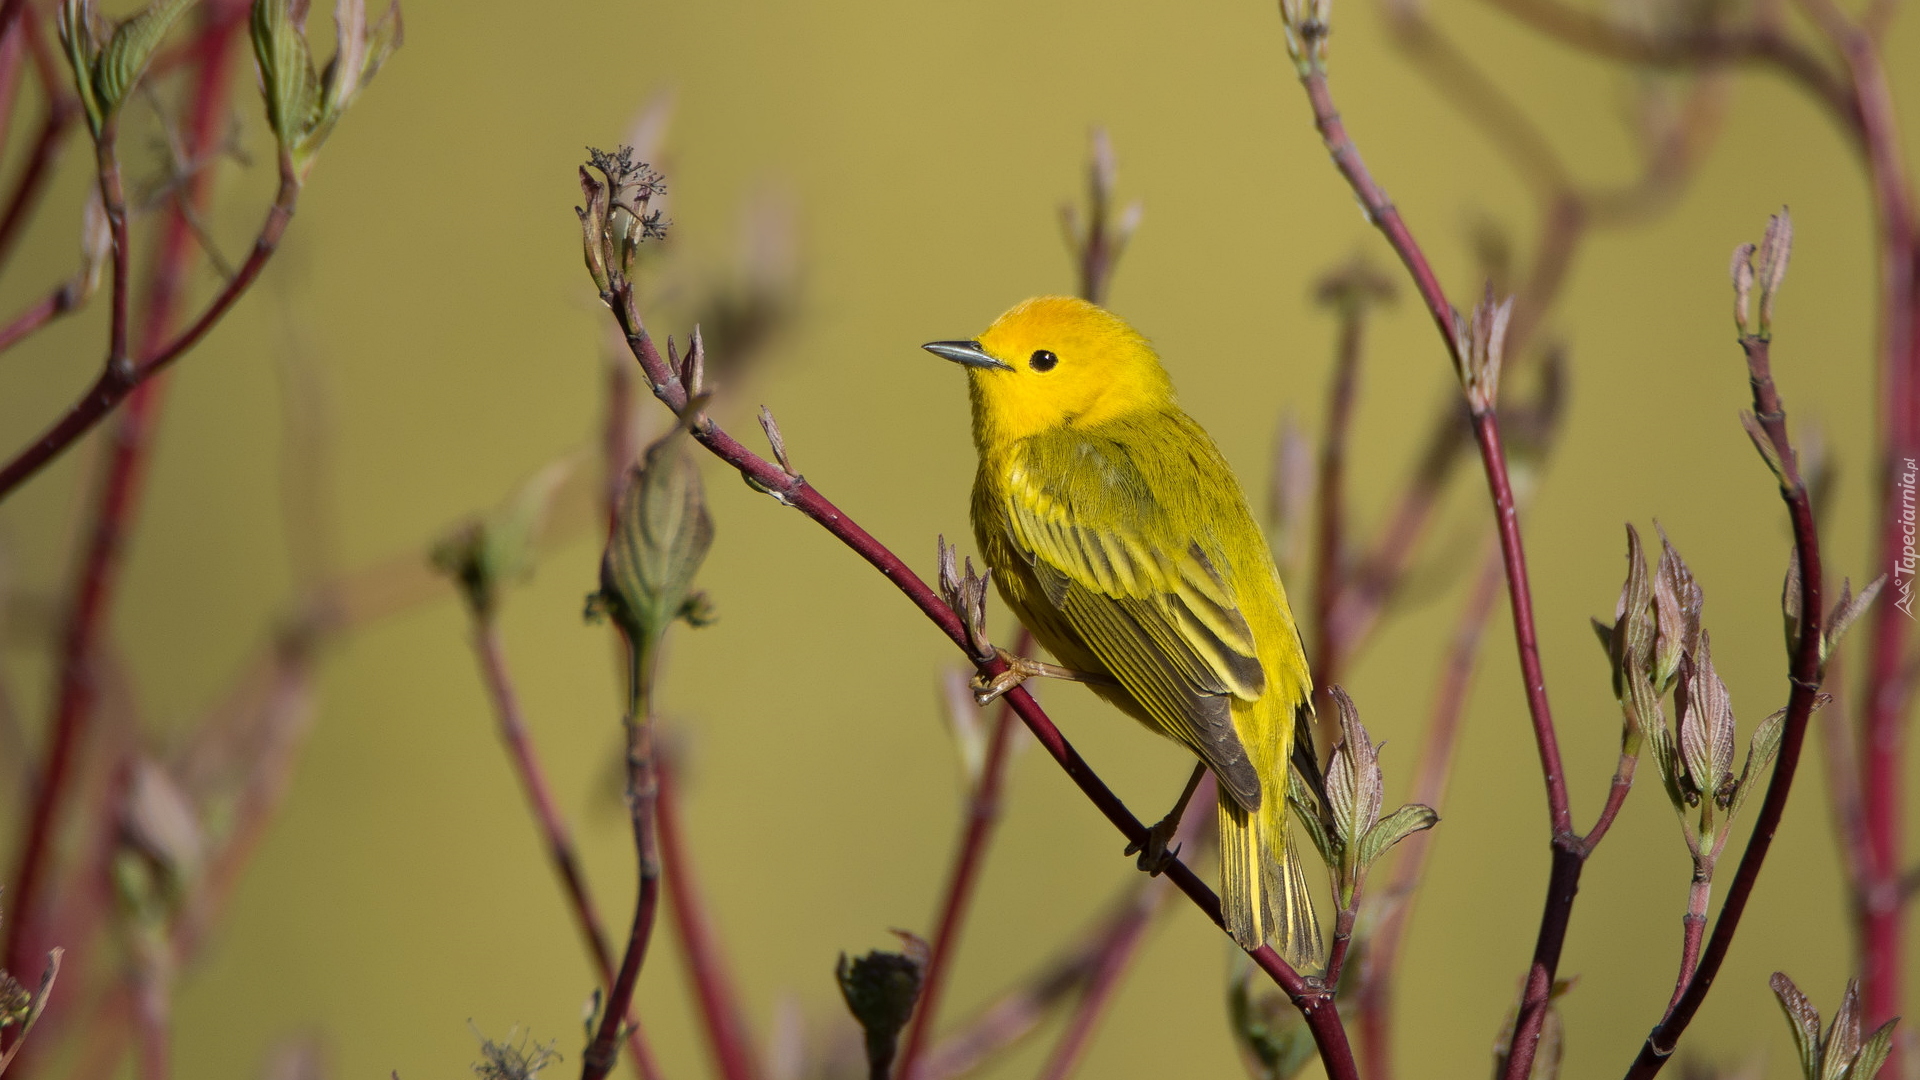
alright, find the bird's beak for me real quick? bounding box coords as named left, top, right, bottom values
left=922, top=339, right=1012, bottom=371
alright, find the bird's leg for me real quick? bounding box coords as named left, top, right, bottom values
left=971, top=646, right=1115, bottom=705
left=1125, top=761, right=1208, bottom=876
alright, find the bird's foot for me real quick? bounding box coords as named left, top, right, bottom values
left=1123, top=814, right=1183, bottom=877
left=970, top=648, right=1106, bottom=706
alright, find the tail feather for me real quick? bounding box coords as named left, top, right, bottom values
left=1217, top=785, right=1323, bottom=969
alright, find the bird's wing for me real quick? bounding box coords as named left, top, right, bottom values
left=1003, top=427, right=1267, bottom=809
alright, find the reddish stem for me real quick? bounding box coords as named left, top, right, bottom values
left=0, top=95, right=78, bottom=275
left=1662, top=881, right=1710, bottom=1016
left=1, top=7, right=244, bottom=1035
left=0, top=152, right=300, bottom=504
left=600, top=281, right=1360, bottom=1079
left=0, top=281, right=79, bottom=355
left=1621, top=333, right=1825, bottom=1077
left=581, top=715, right=663, bottom=1080
left=1293, top=54, right=1585, bottom=1080
left=895, top=632, right=1029, bottom=1080
left=469, top=619, right=665, bottom=1080
left=656, top=758, right=761, bottom=1080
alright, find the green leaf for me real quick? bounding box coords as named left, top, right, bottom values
left=1820, top=981, right=1863, bottom=1080
left=1357, top=803, right=1437, bottom=869
left=1824, top=575, right=1885, bottom=666
left=598, top=429, right=714, bottom=653
left=252, top=0, right=318, bottom=145
left=1772, top=972, right=1822, bottom=1079
left=57, top=0, right=103, bottom=135
left=92, top=0, right=193, bottom=118
left=1847, top=1019, right=1897, bottom=1080
left=1731, top=706, right=1788, bottom=820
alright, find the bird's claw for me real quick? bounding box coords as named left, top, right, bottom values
left=971, top=648, right=1044, bottom=706
left=1124, top=819, right=1182, bottom=876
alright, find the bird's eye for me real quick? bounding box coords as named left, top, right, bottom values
left=1029, top=349, right=1058, bottom=372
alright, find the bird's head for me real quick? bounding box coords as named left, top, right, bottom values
left=924, top=296, right=1175, bottom=449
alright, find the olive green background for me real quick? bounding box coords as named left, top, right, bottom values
left=0, top=0, right=1912, bottom=1078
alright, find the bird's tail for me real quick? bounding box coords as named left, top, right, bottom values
left=1217, top=785, right=1324, bottom=970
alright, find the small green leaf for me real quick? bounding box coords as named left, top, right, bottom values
left=1847, top=1019, right=1897, bottom=1080
left=57, top=0, right=103, bottom=134
left=1772, top=972, right=1822, bottom=1079
left=252, top=0, right=319, bottom=146
left=1357, top=803, right=1437, bottom=869
left=1731, top=706, right=1788, bottom=821
left=1820, top=981, right=1863, bottom=1080
left=92, top=0, right=192, bottom=118
left=1824, top=575, right=1885, bottom=666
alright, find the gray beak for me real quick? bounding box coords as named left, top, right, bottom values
left=923, top=339, right=1012, bottom=371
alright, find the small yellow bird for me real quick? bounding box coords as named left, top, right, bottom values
left=925, top=296, right=1322, bottom=965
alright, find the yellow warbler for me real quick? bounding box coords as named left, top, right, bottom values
left=925, top=296, right=1322, bottom=965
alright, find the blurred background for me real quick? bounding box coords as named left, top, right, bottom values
left=0, top=0, right=1910, bottom=1078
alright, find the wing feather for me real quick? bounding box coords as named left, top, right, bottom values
left=1004, top=429, right=1270, bottom=808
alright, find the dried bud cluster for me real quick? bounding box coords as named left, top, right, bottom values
left=936, top=537, right=994, bottom=664
left=250, top=0, right=402, bottom=173
left=1597, top=525, right=1783, bottom=867
left=1450, top=284, right=1514, bottom=416
left=471, top=1027, right=562, bottom=1080
left=835, top=935, right=928, bottom=1080
left=1288, top=687, right=1437, bottom=909
left=1770, top=973, right=1898, bottom=1080
left=579, top=146, right=671, bottom=298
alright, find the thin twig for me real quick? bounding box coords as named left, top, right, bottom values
left=1286, top=38, right=1581, bottom=1080
left=1, top=15, right=247, bottom=1055
left=468, top=618, right=665, bottom=1080
left=595, top=274, right=1361, bottom=1078
left=1467, top=0, right=1859, bottom=133
left=896, top=632, right=1030, bottom=1080
left=657, top=756, right=760, bottom=1080
left=0, top=150, right=302, bottom=504
left=582, top=631, right=665, bottom=1080
left=1783, top=0, right=1920, bottom=1054
left=1621, top=326, right=1826, bottom=1079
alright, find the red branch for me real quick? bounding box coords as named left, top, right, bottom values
left=657, top=758, right=761, bottom=1080
left=1621, top=332, right=1826, bottom=1078
left=596, top=277, right=1361, bottom=1079
left=895, top=634, right=1028, bottom=1080
left=1, top=9, right=246, bottom=1015
left=469, top=620, right=665, bottom=1080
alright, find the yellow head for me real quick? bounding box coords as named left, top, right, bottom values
left=924, top=296, right=1176, bottom=451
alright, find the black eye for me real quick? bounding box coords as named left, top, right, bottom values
left=1029, top=349, right=1058, bottom=372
